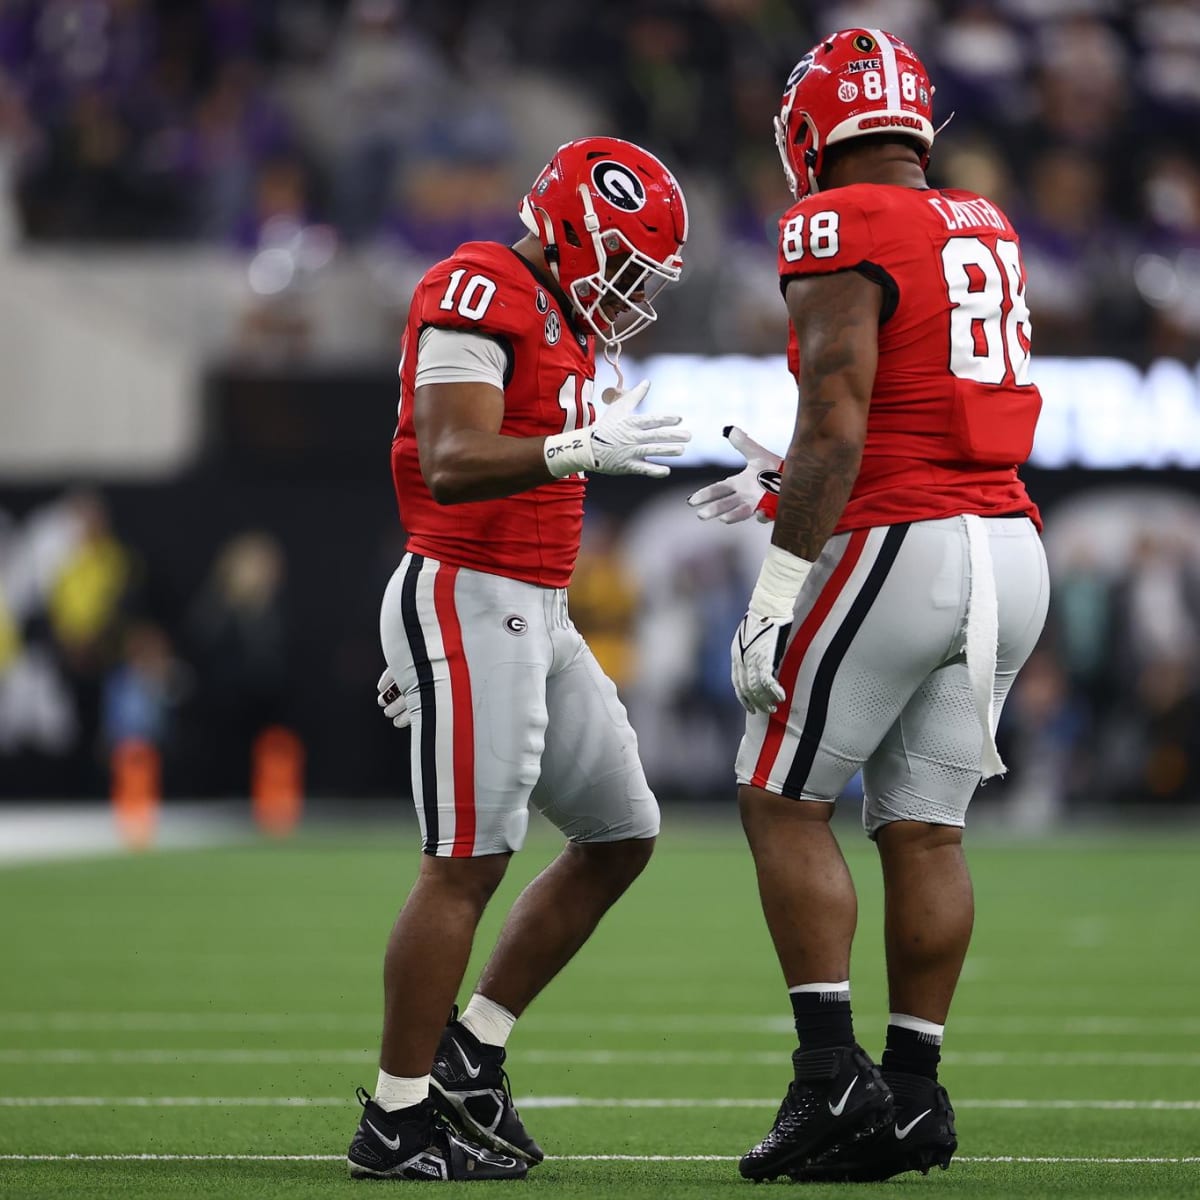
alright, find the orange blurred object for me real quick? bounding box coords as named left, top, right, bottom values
left=110, top=738, right=160, bottom=850
left=252, top=725, right=305, bottom=836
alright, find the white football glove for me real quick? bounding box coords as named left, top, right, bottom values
left=730, top=546, right=814, bottom=715
left=731, top=612, right=791, bottom=715
left=687, top=425, right=782, bottom=524
left=377, top=668, right=411, bottom=730
left=543, top=380, right=691, bottom=479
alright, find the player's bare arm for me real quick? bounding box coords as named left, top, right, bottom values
left=415, top=378, right=554, bottom=504
left=773, top=269, right=880, bottom=561
left=729, top=267, right=880, bottom=715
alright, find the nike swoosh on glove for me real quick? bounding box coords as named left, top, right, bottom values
left=730, top=612, right=791, bottom=715
left=687, top=425, right=782, bottom=523
left=377, top=668, right=411, bottom=729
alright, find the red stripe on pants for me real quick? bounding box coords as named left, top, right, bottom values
left=433, top=565, right=476, bottom=856
left=750, top=529, right=870, bottom=789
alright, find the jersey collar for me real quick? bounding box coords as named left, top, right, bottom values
left=507, top=247, right=592, bottom=346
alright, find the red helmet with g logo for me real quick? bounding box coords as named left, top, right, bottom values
left=775, top=29, right=936, bottom=200
left=519, top=137, right=688, bottom=345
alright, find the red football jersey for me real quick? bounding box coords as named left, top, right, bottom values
left=393, top=241, right=597, bottom=588
left=777, top=183, right=1042, bottom=532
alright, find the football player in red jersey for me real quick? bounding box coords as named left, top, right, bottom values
left=346, top=138, right=690, bottom=1181
left=689, top=29, right=1049, bottom=1182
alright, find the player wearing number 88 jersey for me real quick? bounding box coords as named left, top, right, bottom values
left=774, top=182, right=1042, bottom=532
left=715, top=28, right=1050, bottom=1185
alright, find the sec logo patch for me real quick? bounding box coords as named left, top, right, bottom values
left=544, top=311, right=561, bottom=345
left=838, top=79, right=858, bottom=102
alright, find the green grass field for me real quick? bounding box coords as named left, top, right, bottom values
left=1, top=810, right=1198, bottom=1199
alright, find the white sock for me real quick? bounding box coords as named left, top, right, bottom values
left=460, top=993, right=517, bottom=1049
left=889, top=1012, right=945, bottom=1044
left=374, top=1069, right=430, bottom=1112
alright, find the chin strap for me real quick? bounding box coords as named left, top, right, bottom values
left=602, top=340, right=625, bottom=399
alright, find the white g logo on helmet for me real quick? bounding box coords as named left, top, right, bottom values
left=591, top=161, right=646, bottom=212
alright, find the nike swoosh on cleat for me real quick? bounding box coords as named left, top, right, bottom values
left=364, top=1118, right=402, bottom=1152
left=451, top=1037, right=482, bottom=1079
left=895, top=1108, right=933, bottom=1140
left=827, top=1076, right=858, bottom=1117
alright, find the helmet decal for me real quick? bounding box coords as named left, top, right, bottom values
left=519, top=137, right=687, bottom=346
left=774, top=28, right=937, bottom=199
left=590, top=161, right=647, bottom=212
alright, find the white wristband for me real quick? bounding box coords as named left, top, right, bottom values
left=543, top=428, right=593, bottom=478
left=749, top=544, right=814, bottom=621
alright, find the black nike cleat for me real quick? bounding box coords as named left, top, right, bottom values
left=346, top=1088, right=528, bottom=1181
left=430, top=1013, right=545, bottom=1164
left=738, top=1044, right=894, bottom=1181
left=790, top=1070, right=957, bottom=1182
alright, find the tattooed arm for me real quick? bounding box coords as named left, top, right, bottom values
left=772, top=270, right=880, bottom=560
left=729, top=269, right=880, bottom=714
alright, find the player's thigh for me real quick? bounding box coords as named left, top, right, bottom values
left=863, top=519, right=1049, bottom=834
left=737, top=523, right=961, bottom=802
left=533, top=635, right=659, bottom=843
left=380, top=554, right=552, bottom=857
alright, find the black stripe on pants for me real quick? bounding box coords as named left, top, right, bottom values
left=400, top=555, right=439, bottom=853
left=783, top=524, right=910, bottom=798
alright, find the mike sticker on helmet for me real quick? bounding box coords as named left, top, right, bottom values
left=592, top=161, right=646, bottom=212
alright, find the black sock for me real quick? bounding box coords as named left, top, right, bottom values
left=881, top=1020, right=942, bottom=1081
left=789, top=984, right=854, bottom=1051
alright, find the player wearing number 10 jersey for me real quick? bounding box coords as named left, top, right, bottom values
left=688, top=29, right=1050, bottom=1184
left=347, top=138, right=689, bottom=1182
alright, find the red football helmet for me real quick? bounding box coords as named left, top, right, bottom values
left=775, top=29, right=936, bottom=199
left=519, top=137, right=688, bottom=345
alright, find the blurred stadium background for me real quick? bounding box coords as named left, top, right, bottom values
left=1, top=0, right=1199, bottom=825
left=3, top=2, right=1200, bottom=1196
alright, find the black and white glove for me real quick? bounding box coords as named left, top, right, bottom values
left=377, top=668, right=410, bottom=730
left=543, top=380, right=690, bottom=479
left=687, top=425, right=782, bottom=524
left=731, top=546, right=814, bottom=715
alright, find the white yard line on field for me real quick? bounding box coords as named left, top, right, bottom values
left=4, top=1048, right=1200, bottom=1068
left=1, top=1153, right=1198, bottom=1165
left=3, top=1011, right=1200, bottom=1036
left=1, top=1096, right=1199, bottom=1111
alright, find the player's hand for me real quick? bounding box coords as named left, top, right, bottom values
left=687, top=426, right=783, bottom=523
left=377, top=668, right=411, bottom=730
left=730, top=609, right=791, bottom=715
left=543, top=380, right=691, bottom=479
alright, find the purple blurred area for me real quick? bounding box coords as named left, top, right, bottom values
left=0, top=0, right=1196, bottom=355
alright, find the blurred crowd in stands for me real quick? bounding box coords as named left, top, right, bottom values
left=3, top=481, right=1199, bottom=817
left=1, top=0, right=1200, bottom=359
left=0, top=491, right=293, bottom=798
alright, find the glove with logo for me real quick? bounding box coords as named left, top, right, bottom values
left=543, top=380, right=690, bottom=479
left=731, top=545, right=814, bottom=715
left=377, top=668, right=410, bottom=730
left=687, top=425, right=783, bottom=524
